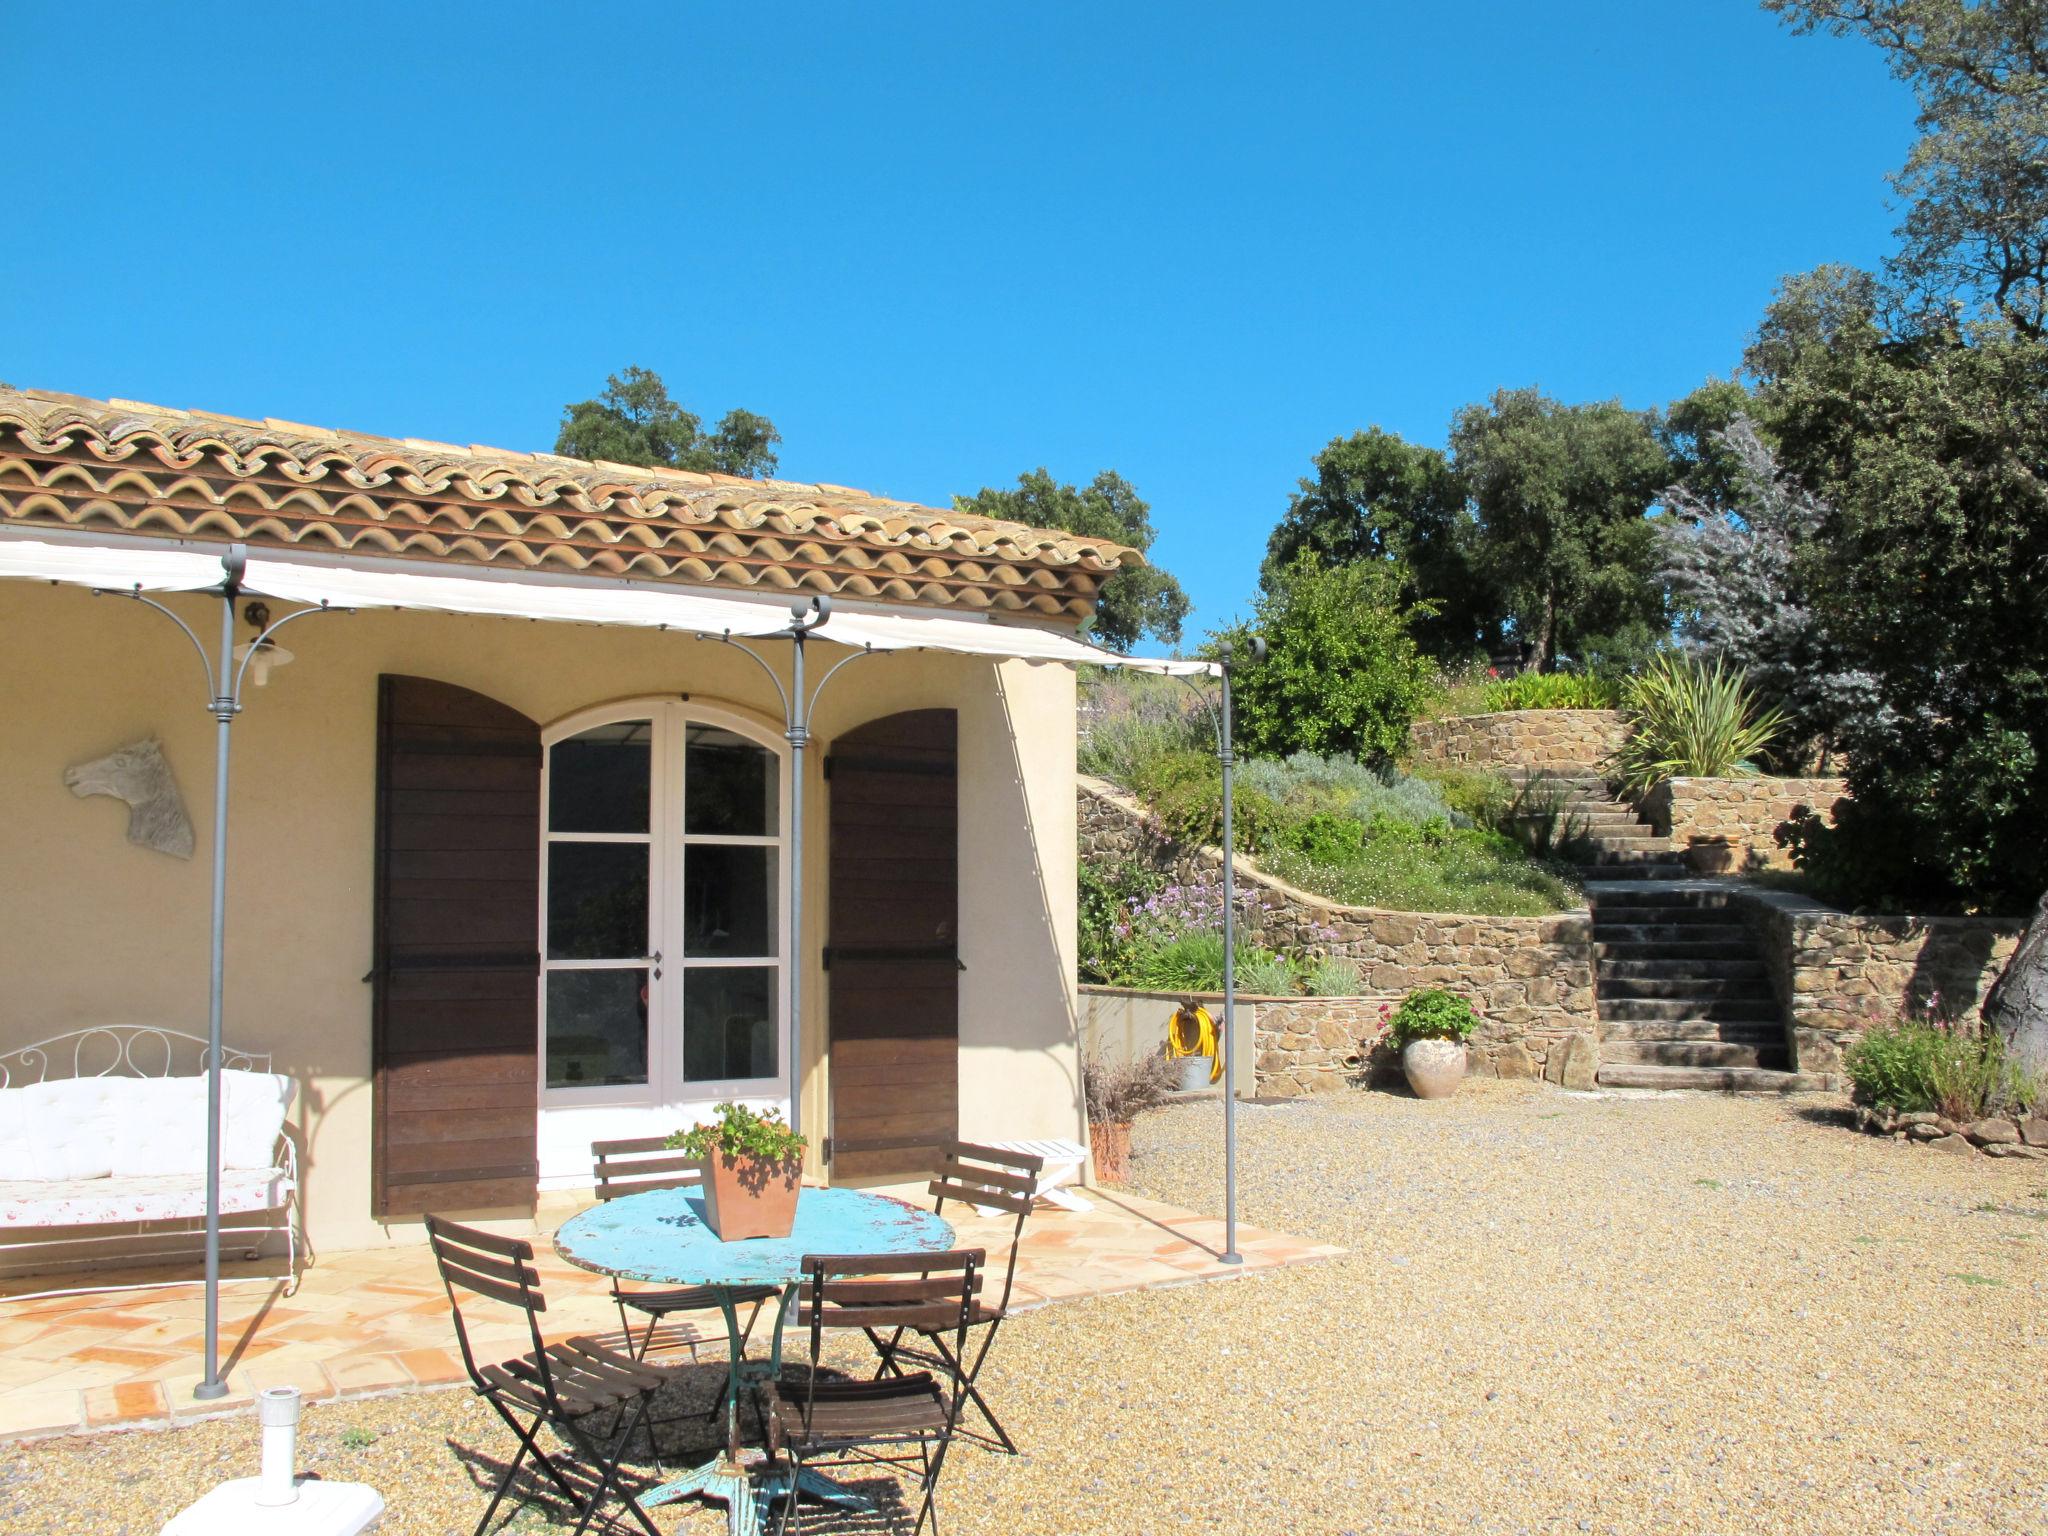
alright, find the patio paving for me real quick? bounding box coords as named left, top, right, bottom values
left=0, top=1185, right=1339, bottom=1440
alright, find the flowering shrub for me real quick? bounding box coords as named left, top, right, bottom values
left=1845, top=1015, right=2039, bottom=1120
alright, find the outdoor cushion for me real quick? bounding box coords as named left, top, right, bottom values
left=107, top=1070, right=293, bottom=1178
left=0, top=1087, right=34, bottom=1181
left=0, top=1167, right=293, bottom=1228
left=18, top=1077, right=139, bottom=1180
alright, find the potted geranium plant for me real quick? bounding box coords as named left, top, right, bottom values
left=1388, top=988, right=1480, bottom=1100
left=1081, top=1051, right=1176, bottom=1185
left=666, top=1101, right=807, bottom=1241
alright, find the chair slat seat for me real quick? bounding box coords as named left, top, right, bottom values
left=766, top=1374, right=949, bottom=1444
left=618, top=1281, right=779, bottom=1316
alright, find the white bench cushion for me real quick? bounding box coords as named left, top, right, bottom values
left=0, top=1167, right=293, bottom=1227
left=0, top=1070, right=293, bottom=1182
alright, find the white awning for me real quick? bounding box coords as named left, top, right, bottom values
left=0, top=532, right=1218, bottom=677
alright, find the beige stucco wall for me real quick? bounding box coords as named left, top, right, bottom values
left=0, top=580, right=1083, bottom=1255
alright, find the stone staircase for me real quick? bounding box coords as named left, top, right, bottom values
left=1502, top=770, right=1687, bottom=880
left=1589, top=881, right=1828, bottom=1092
left=1503, top=771, right=1826, bottom=1092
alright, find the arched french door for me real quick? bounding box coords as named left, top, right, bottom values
left=536, top=699, right=789, bottom=1180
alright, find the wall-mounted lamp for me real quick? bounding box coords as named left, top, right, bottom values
left=231, top=601, right=295, bottom=687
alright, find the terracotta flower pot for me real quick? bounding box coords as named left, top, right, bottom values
left=1088, top=1120, right=1131, bottom=1185
left=1400, top=1037, right=1467, bottom=1100
left=697, top=1150, right=802, bottom=1241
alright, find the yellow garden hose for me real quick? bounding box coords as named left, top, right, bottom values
left=1166, top=1002, right=1223, bottom=1084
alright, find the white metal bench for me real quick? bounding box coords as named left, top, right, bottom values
left=0, top=1026, right=300, bottom=1298
left=982, top=1138, right=1092, bottom=1213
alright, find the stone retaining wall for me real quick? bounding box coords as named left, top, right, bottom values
left=1406, top=709, right=1626, bottom=776
left=1079, top=776, right=1599, bottom=1083
left=1729, top=887, right=2024, bottom=1077
left=1637, top=776, right=1849, bottom=872
left=1077, top=986, right=1398, bottom=1097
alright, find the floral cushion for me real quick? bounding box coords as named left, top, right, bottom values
left=0, top=1168, right=292, bottom=1228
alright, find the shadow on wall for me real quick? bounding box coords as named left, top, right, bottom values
left=990, top=663, right=1086, bottom=1146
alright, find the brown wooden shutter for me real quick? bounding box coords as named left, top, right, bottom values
left=825, top=710, right=958, bottom=1181
left=371, top=675, right=541, bottom=1218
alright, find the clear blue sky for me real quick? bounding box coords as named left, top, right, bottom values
left=2, top=3, right=1914, bottom=651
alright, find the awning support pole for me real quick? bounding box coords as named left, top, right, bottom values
left=96, top=545, right=342, bottom=1402
left=1218, top=647, right=1242, bottom=1267
left=715, top=600, right=871, bottom=1150
left=1164, top=637, right=1260, bottom=1266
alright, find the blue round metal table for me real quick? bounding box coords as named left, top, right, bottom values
left=555, top=1186, right=955, bottom=1535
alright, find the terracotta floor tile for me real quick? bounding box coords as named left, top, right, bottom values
left=69, top=1344, right=179, bottom=1370
left=0, top=1187, right=1339, bottom=1441
left=396, top=1347, right=463, bottom=1386
left=82, top=1379, right=167, bottom=1426
left=321, top=1353, right=415, bottom=1396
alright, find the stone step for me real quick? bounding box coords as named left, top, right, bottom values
left=1594, top=1064, right=1833, bottom=1094
left=1592, top=904, right=1739, bottom=926
left=1597, top=939, right=1758, bottom=962
left=1601, top=996, right=1781, bottom=1025
left=1577, top=862, right=1691, bottom=881
left=1601, top=1040, right=1787, bottom=1070
left=1600, top=956, right=1769, bottom=981
left=1598, top=974, right=1777, bottom=1002
left=1600, top=1018, right=1784, bottom=1043
left=1591, top=887, right=1737, bottom=910
left=1592, top=922, right=1750, bottom=946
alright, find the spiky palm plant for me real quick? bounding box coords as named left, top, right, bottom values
left=1610, top=652, right=1786, bottom=797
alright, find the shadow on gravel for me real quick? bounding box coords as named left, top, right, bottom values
left=1787, top=1102, right=1861, bottom=1131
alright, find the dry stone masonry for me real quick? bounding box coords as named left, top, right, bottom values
left=1856, top=1102, right=2048, bottom=1159
left=1730, top=887, right=2023, bottom=1077
left=1636, top=776, right=1849, bottom=872
left=1406, top=709, right=1628, bottom=776
left=1079, top=776, right=1599, bottom=1093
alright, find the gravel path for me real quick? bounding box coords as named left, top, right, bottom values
left=8, top=1081, right=2047, bottom=1534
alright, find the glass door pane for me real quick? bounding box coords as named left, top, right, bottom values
left=546, top=718, right=654, bottom=1093
left=683, top=967, right=777, bottom=1083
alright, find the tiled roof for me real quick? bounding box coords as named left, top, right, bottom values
left=0, top=387, right=1133, bottom=620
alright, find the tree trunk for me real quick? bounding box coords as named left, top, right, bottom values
left=1985, top=887, right=2048, bottom=1080
left=1532, top=586, right=1556, bottom=672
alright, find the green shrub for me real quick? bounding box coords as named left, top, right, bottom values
left=1304, top=955, right=1364, bottom=996
left=1495, top=775, right=1598, bottom=865
left=1227, top=556, right=1437, bottom=763
left=1610, top=651, right=1786, bottom=797
left=1406, top=763, right=1516, bottom=826
left=1078, top=668, right=1211, bottom=788
left=1478, top=672, right=1623, bottom=711
left=1236, top=950, right=1298, bottom=996
left=1131, top=749, right=1282, bottom=852
left=1845, top=1017, right=2040, bottom=1120
left=1387, top=989, right=1480, bottom=1048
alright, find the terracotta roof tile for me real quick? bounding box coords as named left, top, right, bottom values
left=0, top=386, right=1134, bottom=620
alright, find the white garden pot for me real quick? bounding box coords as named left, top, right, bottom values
left=1401, top=1038, right=1467, bottom=1100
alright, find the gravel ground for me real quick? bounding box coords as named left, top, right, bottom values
left=7, top=1081, right=2048, bottom=1535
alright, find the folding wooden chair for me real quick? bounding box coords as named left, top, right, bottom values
left=592, top=1136, right=778, bottom=1361
left=761, top=1249, right=983, bottom=1536
left=870, top=1140, right=1041, bottom=1454
left=426, top=1214, right=674, bottom=1536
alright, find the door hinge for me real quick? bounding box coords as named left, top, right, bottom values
left=820, top=1137, right=833, bottom=1165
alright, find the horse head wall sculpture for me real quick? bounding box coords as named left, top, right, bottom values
left=63, top=736, right=195, bottom=859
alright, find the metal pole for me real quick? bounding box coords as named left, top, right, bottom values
left=1218, top=645, right=1242, bottom=1266
left=786, top=626, right=807, bottom=1140
left=195, top=553, right=244, bottom=1400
